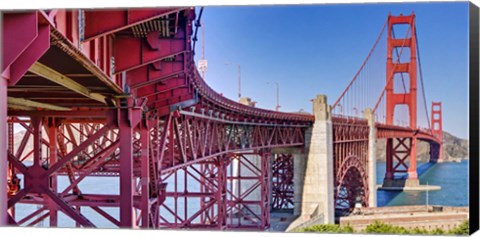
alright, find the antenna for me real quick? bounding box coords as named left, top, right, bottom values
left=238, top=64, right=241, bottom=98
left=275, top=82, right=280, bottom=112
left=198, top=21, right=208, bottom=80
left=267, top=81, right=281, bottom=111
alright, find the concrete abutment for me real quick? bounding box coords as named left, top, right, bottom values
left=291, top=94, right=335, bottom=227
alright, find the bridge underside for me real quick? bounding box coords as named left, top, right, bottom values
left=2, top=8, right=314, bottom=229
left=1, top=8, right=443, bottom=230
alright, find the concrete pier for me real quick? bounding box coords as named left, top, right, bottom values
left=364, top=109, right=377, bottom=207
left=293, top=95, right=334, bottom=224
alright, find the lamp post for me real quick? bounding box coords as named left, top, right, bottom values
left=225, top=62, right=241, bottom=99
left=267, top=81, right=280, bottom=112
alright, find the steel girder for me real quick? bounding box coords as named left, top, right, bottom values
left=384, top=136, right=419, bottom=180
left=157, top=110, right=308, bottom=174
left=1, top=7, right=309, bottom=230
left=6, top=100, right=149, bottom=228
left=271, top=154, right=294, bottom=210
left=158, top=152, right=270, bottom=230
left=6, top=106, right=306, bottom=228
left=332, top=117, right=369, bottom=213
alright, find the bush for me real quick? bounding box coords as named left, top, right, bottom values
left=430, top=228, right=445, bottom=235
left=294, top=220, right=469, bottom=235
left=296, top=224, right=354, bottom=233
left=448, top=220, right=469, bottom=235
left=364, top=220, right=468, bottom=235
left=410, top=227, right=429, bottom=235
left=364, top=221, right=410, bottom=234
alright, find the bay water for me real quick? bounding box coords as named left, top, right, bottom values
left=12, top=160, right=469, bottom=228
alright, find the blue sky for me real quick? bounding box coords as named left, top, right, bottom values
left=193, top=2, right=469, bottom=139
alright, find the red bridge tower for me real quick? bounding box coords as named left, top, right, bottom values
left=430, top=102, right=443, bottom=161
left=384, top=13, right=419, bottom=186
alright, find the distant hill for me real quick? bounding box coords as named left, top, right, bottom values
left=375, top=131, right=469, bottom=162
left=294, top=109, right=311, bottom=115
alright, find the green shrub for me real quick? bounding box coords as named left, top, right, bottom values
left=430, top=228, right=445, bottom=235
left=364, top=221, right=410, bottom=234
left=364, top=220, right=468, bottom=235
left=410, top=227, right=429, bottom=235
left=448, top=220, right=469, bottom=235
left=295, top=220, right=469, bottom=235
left=296, top=224, right=354, bottom=233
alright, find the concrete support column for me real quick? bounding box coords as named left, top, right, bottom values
left=0, top=75, right=8, bottom=226
left=302, top=95, right=334, bottom=224
left=293, top=151, right=306, bottom=216
left=364, top=109, right=377, bottom=207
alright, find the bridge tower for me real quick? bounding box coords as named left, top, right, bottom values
left=430, top=102, right=443, bottom=161
left=384, top=13, right=420, bottom=186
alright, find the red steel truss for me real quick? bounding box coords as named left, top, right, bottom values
left=159, top=152, right=270, bottom=230
left=2, top=8, right=312, bottom=228
left=1, top=8, right=443, bottom=228
left=332, top=117, right=369, bottom=212
left=271, top=154, right=294, bottom=210
left=5, top=106, right=306, bottom=228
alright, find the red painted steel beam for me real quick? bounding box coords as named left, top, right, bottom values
left=8, top=109, right=116, bottom=118
left=47, top=119, right=59, bottom=226
left=136, top=77, right=187, bottom=99
left=0, top=72, right=7, bottom=225
left=2, top=12, right=51, bottom=85
left=44, top=124, right=113, bottom=177
left=128, top=67, right=186, bottom=90
left=390, top=38, right=412, bottom=47
left=45, top=190, right=96, bottom=227
left=83, top=8, right=186, bottom=42
left=126, top=60, right=185, bottom=87
left=117, top=100, right=142, bottom=227
left=139, top=121, right=150, bottom=228
left=149, top=94, right=194, bottom=109
left=113, top=34, right=186, bottom=73
left=49, top=27, right=123, bottom=94
left=2, top=12, right=38, bottom=71
left=119, top=115, right=134, bottom=227
left=388, top=14, right=415, bottom=25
